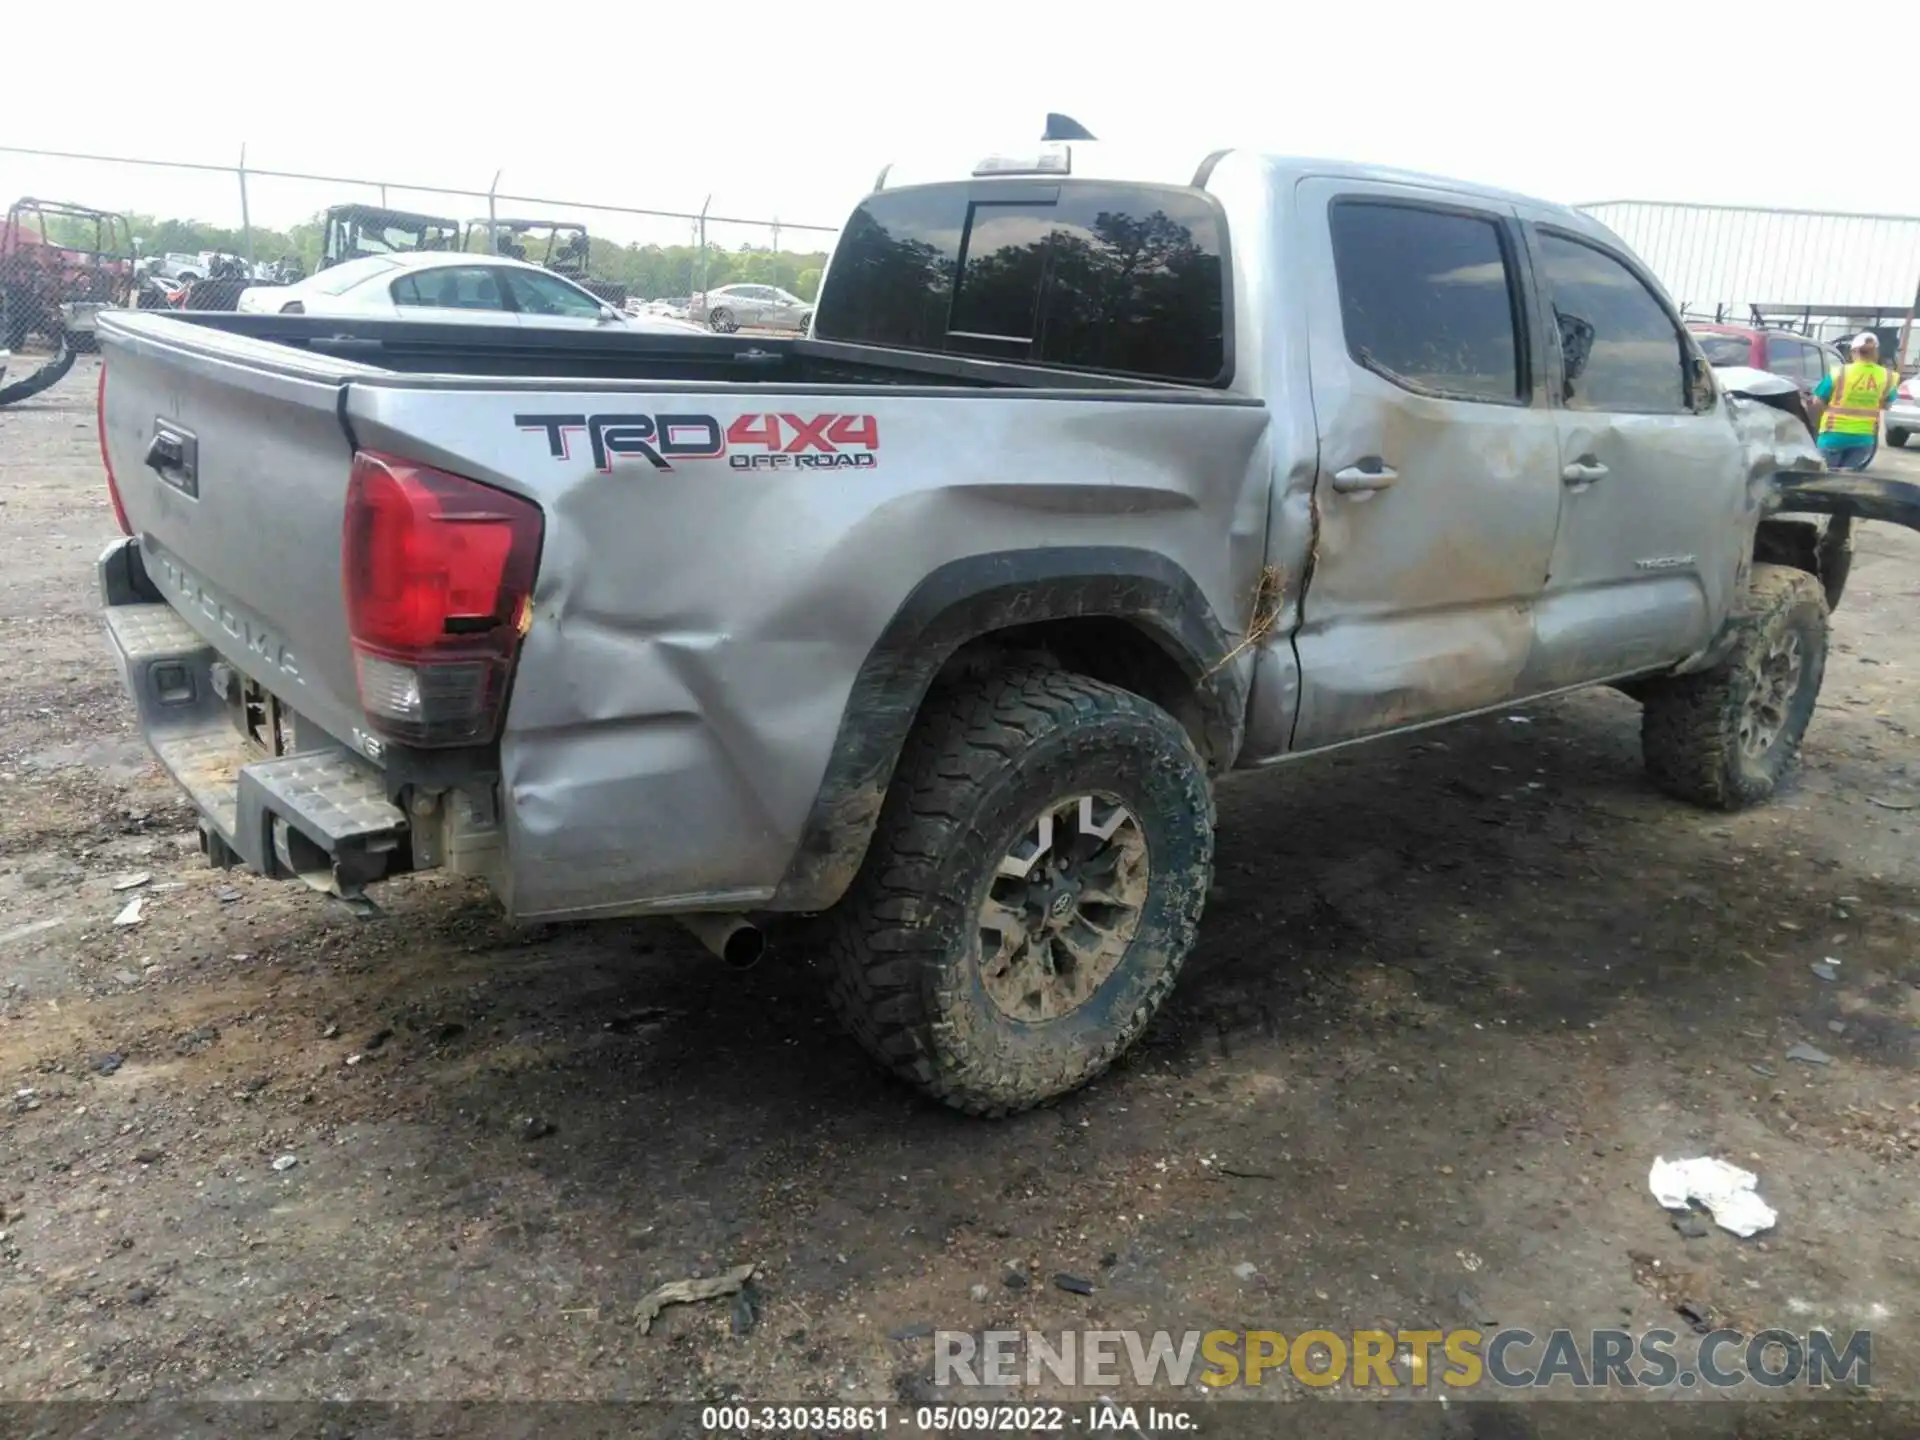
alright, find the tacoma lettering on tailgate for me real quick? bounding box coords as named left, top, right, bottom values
left=152, top=552, right=303, bottom=685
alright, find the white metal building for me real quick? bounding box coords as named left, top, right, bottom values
left=1577, top=200, right=1920, bottom=356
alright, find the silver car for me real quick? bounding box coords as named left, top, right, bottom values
left=1886, top=373, right=1919, bottom=448
left=236, top=252, right=703, bottom=334
left=687, top=283, right=812, bottom=333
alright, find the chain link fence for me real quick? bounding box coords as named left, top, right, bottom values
left=0, top=144, right=840, bottom=360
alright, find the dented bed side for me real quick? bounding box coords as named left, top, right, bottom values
left=93, top=307, right=1277, bottom=921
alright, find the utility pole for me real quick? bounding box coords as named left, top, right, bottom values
left=697, top=195, right=710, bottom=294
left=771, top=216, right=780, bottom=253
left=237, top=143, right=254, bottom=265
left=1898, top=266, right=1920, bottom=374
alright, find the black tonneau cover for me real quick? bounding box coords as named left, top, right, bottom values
left=159, top=311, right=1222, bottom=392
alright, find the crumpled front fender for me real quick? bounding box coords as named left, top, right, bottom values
left=1718, top=367, right=1920, bottom=536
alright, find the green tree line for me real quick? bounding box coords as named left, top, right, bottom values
left=584, top=236, right=826, bottom=301
left=28, top=207, right=830, bottom=301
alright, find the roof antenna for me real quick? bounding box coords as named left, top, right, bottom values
left=1043, top=113, right=1096, bottom=142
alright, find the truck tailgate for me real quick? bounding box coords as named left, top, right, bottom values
left=98, top=313, right=376, bottom=755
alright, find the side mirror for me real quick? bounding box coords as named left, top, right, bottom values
left=1688, top=354, right=1717, bottom=412
left=597, top=303, right=618, bottom=323
left=1557, top=312, right=1595, bottom=399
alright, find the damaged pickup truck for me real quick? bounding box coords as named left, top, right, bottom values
left=92, top=136, right=1920, bottom=1115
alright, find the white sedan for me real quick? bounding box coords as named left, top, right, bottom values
left=236, top=252, right=705, bottom=333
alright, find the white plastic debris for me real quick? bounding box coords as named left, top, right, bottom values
left=112, top=897, right=145, bottom=928
left=111, top=873, right=151, bottom=892
left=1649, top=1156, right=1777, bottom=1238
left=271, top=1154, right=298, bottom=1172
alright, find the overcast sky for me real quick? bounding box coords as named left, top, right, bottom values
left=2, top=0, right=1897, bottom=253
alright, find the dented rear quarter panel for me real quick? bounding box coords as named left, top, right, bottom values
left=341, top=380, right=1274, bottom=920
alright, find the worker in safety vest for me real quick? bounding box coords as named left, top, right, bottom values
left=1811, top=333, right=1898, bottom=472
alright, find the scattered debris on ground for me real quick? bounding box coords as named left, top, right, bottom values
left=1648, top=1156, right=1778, bottom=1238
left=634, top=1264, right=759, bottom=1335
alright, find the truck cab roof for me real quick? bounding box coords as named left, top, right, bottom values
left=874, top=140, right=1617, bottom=241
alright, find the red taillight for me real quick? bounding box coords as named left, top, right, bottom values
left=342, top=451, right=543, bottom=748
left=97, top=365, right=131, bottom=536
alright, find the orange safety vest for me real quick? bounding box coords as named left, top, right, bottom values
left=1821, top=362, right=1894, bottom=437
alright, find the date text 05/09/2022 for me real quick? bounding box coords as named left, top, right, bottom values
left=700, top=1402, right=1194, bottom=1433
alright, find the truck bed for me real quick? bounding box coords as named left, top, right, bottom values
left=159, top=311, right=1221, bottom=393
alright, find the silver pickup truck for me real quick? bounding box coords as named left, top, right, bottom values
left=93, top=137, right=1920, bottom=1115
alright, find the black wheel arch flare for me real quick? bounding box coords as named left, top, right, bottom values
left=771, top=547, right=1244, bottom=912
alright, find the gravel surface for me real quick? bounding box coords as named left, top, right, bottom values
left=1, top=356, right=1917, bottom=1421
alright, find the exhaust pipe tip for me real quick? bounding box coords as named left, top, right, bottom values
left=677, top=913, right=767, bottom=970
left=718, top=925, right=766, bottom=971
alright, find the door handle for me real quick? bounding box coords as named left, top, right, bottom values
left=1561, top=460, right=1608, bottom=485
left=145, top=433, right=184, bottom=470
left=1331, top=460, right=1399, bottom=493
left=145, top=420, right=199, bottom=498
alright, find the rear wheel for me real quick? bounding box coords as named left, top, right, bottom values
left=1639, top=563, right=1827, bottom=810
left=1889, top=428, right=1911, bottom=449
left=709, top=307, right=736, bottom=334
left=822, top=665, right=1214, bottom=1116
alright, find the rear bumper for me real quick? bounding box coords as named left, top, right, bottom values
left=99, top=537, right=410, bottom=891
left=59, top=302, right=108, bottom=334
left=1884, top=403, right=1920, bottom=433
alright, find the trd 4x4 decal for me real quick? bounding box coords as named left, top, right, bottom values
left=516, top=412, right=880, bottom=472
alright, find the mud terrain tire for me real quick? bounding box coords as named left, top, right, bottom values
left=1640, top=563, right=1828, bottom=810
left=823, top=665, right=1213, bottom=1116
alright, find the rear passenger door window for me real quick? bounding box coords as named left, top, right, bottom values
left=1535, top=233, right=1691, bottom=413
left=1767, top=339, right=1822, bottom=387
left=391, top=266, right=508, bottom=312
left=1797, top=341, right=1832, bottom=387
left=1764, top=340, right=1807, bottom=384
left=1327, top=201, right=1526, bottom=404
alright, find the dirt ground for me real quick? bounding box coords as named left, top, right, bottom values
left=1, top=354, right=1917, bottom=1428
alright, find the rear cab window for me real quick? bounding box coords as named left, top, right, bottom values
left=813, top=180, right=1229, bottom=385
